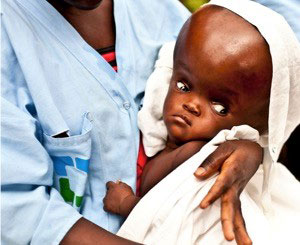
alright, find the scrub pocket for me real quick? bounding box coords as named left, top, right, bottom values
left=43, top=113, right=93, bottom=211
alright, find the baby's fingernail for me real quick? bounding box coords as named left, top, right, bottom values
left=194, top=167, right=205, bottom=176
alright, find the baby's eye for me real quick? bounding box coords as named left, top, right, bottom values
left=212, top=103, right=228, bottom=115
left=176, top=81, right=190, bottom=92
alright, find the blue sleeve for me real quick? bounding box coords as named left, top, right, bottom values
left=1, top=20, right=82, bottom=245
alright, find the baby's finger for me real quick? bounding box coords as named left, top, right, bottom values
left=200, top=171, right=234, bottom=208
left=234, top=206, right=252, bottom=245
left=103, top=197, right=109, bottom=211
left=220, top=189, right=237, bottom=241
left=106, top=181, right=116, bottom=189
left=194, top=145, right=233, bottom=180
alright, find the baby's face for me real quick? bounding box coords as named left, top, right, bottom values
left=163, top=5, right=272, bottom=145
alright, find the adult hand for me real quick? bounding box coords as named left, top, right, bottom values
left=194, top=140, right=263, bottom=245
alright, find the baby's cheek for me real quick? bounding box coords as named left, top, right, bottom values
left=192, top=118, right=226, bottom=140
left=163, top=97, right=172, bottom=118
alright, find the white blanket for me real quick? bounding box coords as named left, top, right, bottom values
left=118, top=126, right=300, bottom=244
left=118, top=0, right=300, bottom=244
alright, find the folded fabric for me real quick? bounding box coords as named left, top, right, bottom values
left=138, top=41, right=175, bottom=157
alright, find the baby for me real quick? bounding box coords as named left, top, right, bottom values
left=103, top=4, right=272, bottom=218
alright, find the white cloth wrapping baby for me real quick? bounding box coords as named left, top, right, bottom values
left=118, top=126, right=300, bottom=244
left=118, top=0, right=300, bottom=244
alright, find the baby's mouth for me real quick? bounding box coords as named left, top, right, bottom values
left=173, top=114, right=192, bottom=126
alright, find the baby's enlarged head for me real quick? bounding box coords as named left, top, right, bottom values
left=163, top=5, right=272, bottom=146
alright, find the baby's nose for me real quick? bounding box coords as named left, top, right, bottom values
left=183, top=103, right=200, bottom=116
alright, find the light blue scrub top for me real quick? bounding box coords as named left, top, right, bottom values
left=1, top=0, right=190, bottom=244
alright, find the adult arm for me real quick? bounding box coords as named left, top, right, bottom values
left=1, top=25, right=139, bottom=245
left=1, top=97, right=81, bottom=244
left=1, top=20, right=81, bottom=243
left=1, top=97, right=142, bottom=245
left=61, top=218, right=140, bottom=245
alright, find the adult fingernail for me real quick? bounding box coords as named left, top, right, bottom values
left=199, top=202, right=206, bottom=209
left=194, top=167, right=205, bottom=176
left=226, top=231, right=235, bottom=241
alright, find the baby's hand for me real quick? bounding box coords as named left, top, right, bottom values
left=103, top=181, right=135, bottom=215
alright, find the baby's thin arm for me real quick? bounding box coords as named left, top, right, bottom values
left=139, top=141, right=206, bottom=196
left=104, top=141, right=205, bottom=218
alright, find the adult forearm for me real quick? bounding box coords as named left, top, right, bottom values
left=61, top=217, right=141, bottom=245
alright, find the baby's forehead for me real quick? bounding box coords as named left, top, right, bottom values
left=174, top=4, right=272, bottom=97
left=176, top=5, right=268, bottom=60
